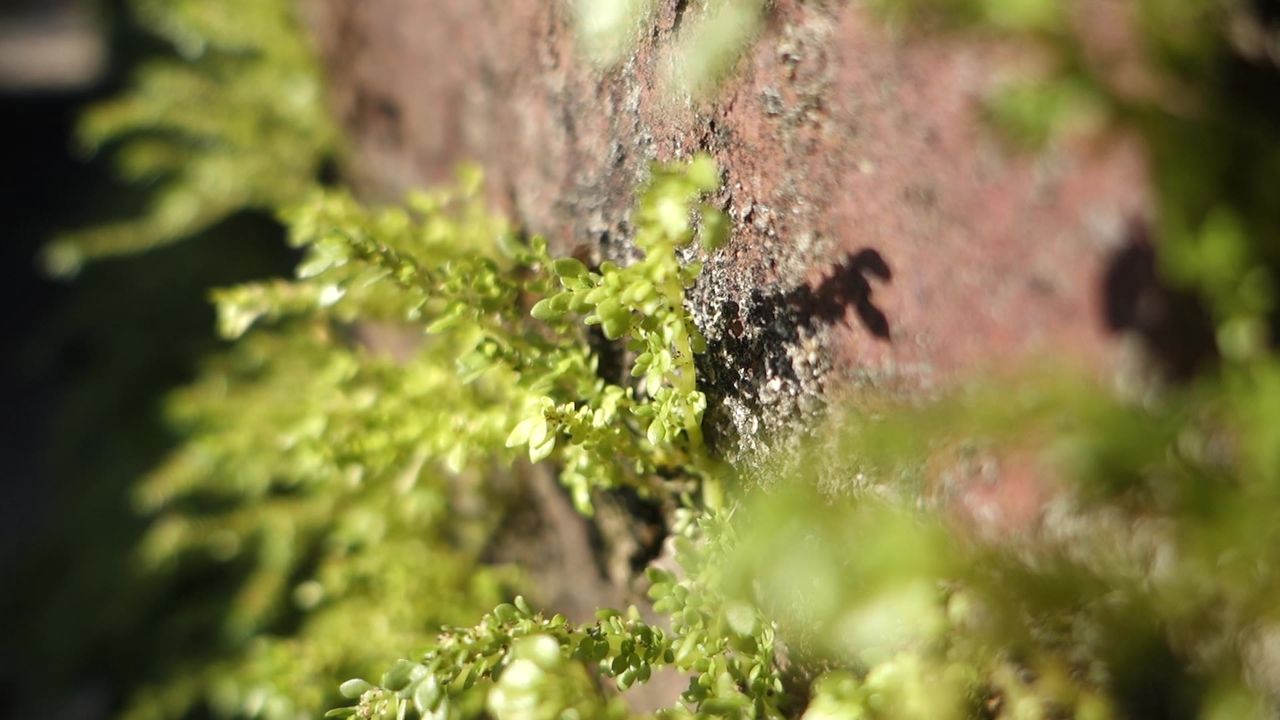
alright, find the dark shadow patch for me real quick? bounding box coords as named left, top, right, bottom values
left=695, top=249, right=892, bottom=452
left=1101, top=220, right=1217, bottom=380
left=792, top=248, right=893, bottom=340
left=671, top=0, right=690, bottom=34
left=352, top=88, right=403, bottom=148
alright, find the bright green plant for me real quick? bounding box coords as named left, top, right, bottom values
left=512, top=156, right=725, bottom=509
left=334, top=505, right=784, bottom=720
left=332, top=599, right=659, bottom=720
left=118, top=157, right=725, bottom=719
left=251, top=158, right=723, bottom=513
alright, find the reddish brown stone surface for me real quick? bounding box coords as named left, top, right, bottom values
left=300, top=0, right=1150, bottom=458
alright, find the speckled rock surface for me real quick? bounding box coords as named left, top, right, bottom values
left=300, top=0, right=1150, bottom=462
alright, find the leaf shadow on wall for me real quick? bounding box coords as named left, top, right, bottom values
left=792, top=248, right=893, bottom=341
left=696, top=247, right=893, bottom=450
left=1101, top=220, right=1217, bottom=381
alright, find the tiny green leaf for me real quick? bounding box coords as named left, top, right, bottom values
left=553, top=257, right=589, bottom=278
left=505, top=417, right=540, bottom=448
left=602, top=315, right=630, bottom=341
left=646, top=418, right=665, bottom=446
left=413, top=677, right=442, bottom=714
left=338, top=679, right=373, bottom=699
left=381, top=660, right=418, bottom=691
left=530, top=297, right=561, bottom=321
left=529, top=435, right=556, bottom=463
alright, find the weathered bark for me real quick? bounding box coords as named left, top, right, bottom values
left=301, top=1, right=1151, bottom=464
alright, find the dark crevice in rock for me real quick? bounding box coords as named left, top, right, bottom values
left=672, top=0, right=691, bottom=35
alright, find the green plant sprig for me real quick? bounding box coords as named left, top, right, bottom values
left=337, top=502, right=792, bottom=720
left=227, top=159, right=725, bottom=513
left=331, top=598, right=666, bottom=720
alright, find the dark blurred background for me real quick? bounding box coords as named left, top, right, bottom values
left=2, top=0, right=109, bottom=552
left=0, top=2, right=292, bottom=716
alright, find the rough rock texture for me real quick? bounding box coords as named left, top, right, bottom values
left=300, top=0, right=1150, bottom=461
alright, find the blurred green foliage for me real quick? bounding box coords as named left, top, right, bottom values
left=42, top=0, right=338, bottom=275
left=665, top=0, right=766, bottom=96
left=574, top=0, right=766, bottom=97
